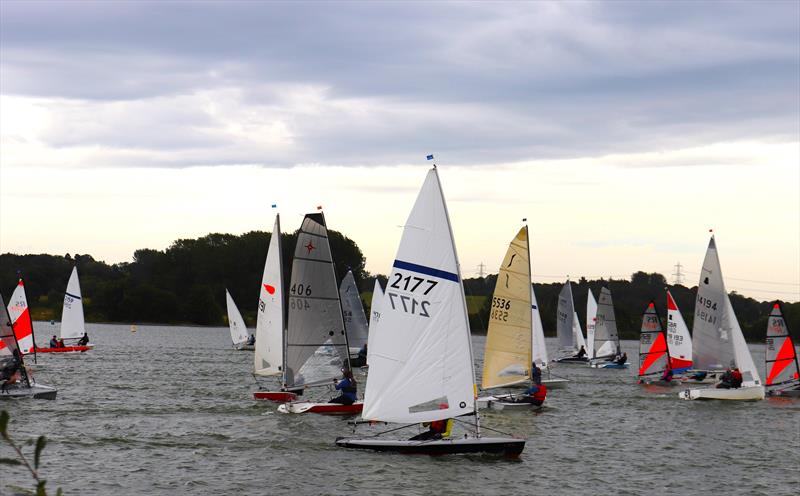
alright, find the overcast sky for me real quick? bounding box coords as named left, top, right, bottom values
left=1, top=1, right=798, bottom=302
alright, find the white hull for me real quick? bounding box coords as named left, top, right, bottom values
left=234, top=344, right=255, bottom=351
left=678, top=385, right=765, bottom=401
left=589, top=361, right=629, bottom=369
left=476, top=395, right=543, bottom=410
left=0, top=382, right=57, bottom=400
left=542, top=378, right=569, bottom=389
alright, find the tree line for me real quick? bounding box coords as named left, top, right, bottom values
left=1, top=231, right=797, bottom=343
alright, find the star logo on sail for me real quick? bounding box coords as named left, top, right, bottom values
left=264, top=284, right=276, bottom=295
left=305, top=241, right=315, bottom=254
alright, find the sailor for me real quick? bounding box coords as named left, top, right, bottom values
left=513, top=382, right=548, bottom=406
left=329, top=368, right=357, bottom=405
left=246, top=334, right=255, bottom=346
left=57, top=338, right=65, bottom=348
left=661, top=365, right=674, bottom=383
left=531, top=362, right=542, bottom=385
left=77, top=332, right=89, bottom=346
left=409, top=404, right=453, bottom=440
left=730, top=368, right=743, bottom=388
left=357, top=343, right=368, bottom=361
left=1, top=350, right=23, bottom=391
left=49, top=336, right=59, bottom=348
left=716, top=368, right=733, bottom=389
left=575, top=345, right=587, bottom=358
left=615, top=352, right=628, bottom=365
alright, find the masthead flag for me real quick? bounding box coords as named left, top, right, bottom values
left=426, top=154, right=434, bottom=161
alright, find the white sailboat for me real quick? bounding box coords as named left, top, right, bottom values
left=637, top=301, right=677, bottom=385
left=666, top=290, right=693, bottom=374
left=678, top=236, right=764, bottom=401
left=336, top=166, right=524, bottom=456
left=586, top=290, right=597, bottom=359
left=277, top=212, right=361, bottom=414
left=6, top=278, right=36, bottom=355
left=340, top=269, right=369, bottom=366
left=0, top=293, right=57, bottom=399
left=764, top=303, right=800, bottom=397
left=588, top=287, right=627, bottom=368
left=553, top=281, right=588, bottom=363
left=225, top=289, right=253, bottom=350
left=35, top=267, right=92, bottom=353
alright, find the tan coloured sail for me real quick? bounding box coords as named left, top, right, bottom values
left=481, top=226, right=532, bottom=389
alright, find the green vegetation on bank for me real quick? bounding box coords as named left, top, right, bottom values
left=1, top=231, right=796, bottom=342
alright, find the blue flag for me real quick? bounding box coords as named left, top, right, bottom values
left=271, top=204, right=277, bottom=208
left=426, top=154, right=434, bottom=161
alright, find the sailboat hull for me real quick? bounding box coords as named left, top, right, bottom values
left=33, top=345, right=93, bottom=353
left=277, top=401, right=364, bottom=415
left=335, top=436, right=525, bottom=457
left=253, top=391, right=298, bottom=402
left=476, top=395, right=543, bottom=411
left=589, top=361, right=629, bottom=369
left=766, top=386, right=800, bottom=397
left=678, top=385, right=765, bottom=401
left=0, top=382, right=57, bottom=400
left=553, top=356, right=588, bottom=364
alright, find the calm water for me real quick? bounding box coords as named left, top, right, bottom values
left=1, top=323, right=798, bottom=495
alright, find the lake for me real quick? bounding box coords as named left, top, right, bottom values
left=1, top=322, right=798, bottom=495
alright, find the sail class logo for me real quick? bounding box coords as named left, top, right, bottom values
left=264, top=284, right=276, bottom=295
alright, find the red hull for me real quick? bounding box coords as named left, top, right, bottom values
left=253, top=391, right=298, bottom=402
left=33, top=346, right=91, bottom=353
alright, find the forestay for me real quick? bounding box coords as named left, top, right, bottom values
left=362, top=168, right=475, bottom=424
left=285, top=213, right=350, bottom=388
left=340, top=270, right=369, bottom=351
left=556, top=282, right=576, bottom=351
left=481, top=227, right=532, bottom=389
left=765, top=303, right=800, bottom=387
left=6, top=279, right=34, bottom=354
left=586, top=290, right=597, bottom=358
left=531, top=285, right=548, bottom=366
left=692, top=237, right=735, bottom=371
left=594, top=288, right=619, bottom=359
left=638, top=302, right=669, bottom=379
left=254, top=214, right=284, bottom=377
left=61, top=267, right=85, bottom=340
left=666, top=291, right=693, bottom=373
left=225, top=290, right=249, bottom=347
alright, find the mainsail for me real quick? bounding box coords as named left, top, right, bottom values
left=340, top=270, right=369, bottom=351
left=692, top=237, right=735, bottom=371
left=573, top=312, right=586, bottom=351
left=6, top=279, right=35, bottom=354
left=765, top=303, right=800, bottom=388
left=254, top=214, right=284, bottom=377
left=284, top=213, right=350, bottom=388
left=531, top=285, right=548, bottom=366
left=362, top=168, right=475, bottom=424
left=594, top=287, right=620, bottom=359
left=481, top=227, right=532, bottom=389
left=0, top=294, right=30, bottom=387
left=225, top=289, right=249, bottom=347
left=638, top=302, right=669, bottom=380
left=586, top=290, right=597, bottom=358
left=556, top=282, right=576, bottom=351
left=365, top=279, right=384, bottom=366
left=60, top=267, right=86, bottom=341
left=666, top=290, right=692, bottom=372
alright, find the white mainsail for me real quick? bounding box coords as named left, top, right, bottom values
left=225, top=289, right=249, bottom=347
left=593, top=287, right=619, bottom=359
left=531, top=285, right=548, bottom=366
left=254, top=214, right=285, bottom=377
left=573, top=312, right=586, bottom=351
left=586, top=290, right=597, bottom=358
left=481, top=227, right=532, bottom=389
left=556, top=281, right=576, bottom=351
left=362, top=168, right=475, bottom=424
left=727, top=295, right=761, bottom=387
left=60, top=267, right=85, bottom=340
left=340, top=270, right=369, bottom=351
left=365, top=279, right=384, bottom=366
left=7, top=279, right=35, bottom=354
left=666, top=290, right=693, bottom=372
left=692, top=237, right=735, bottom=371
left=284, top=213, right=350, bottom=388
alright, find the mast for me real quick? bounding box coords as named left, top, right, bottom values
left=276, top=213, right=288, bottom=387
left=524, top=221, right=532, bottom=384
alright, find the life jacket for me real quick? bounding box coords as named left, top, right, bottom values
left=429, top=419, right=453, bottom=437
left=532, top=384, right=547, bottom=402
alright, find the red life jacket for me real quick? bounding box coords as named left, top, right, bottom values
left=429, top=419, right=446, bottom=433
left=532, top=384, right=547, bottom=402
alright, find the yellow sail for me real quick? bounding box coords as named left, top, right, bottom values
left=481, top=226, right=532, bottom=389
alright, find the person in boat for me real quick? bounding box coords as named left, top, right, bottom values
left=531, top=362, right=542, bottom=385
left=57, top=338, right=65, bottom=348
left=357, top=343, right=368, bottom=361
left=661, top=365, right=674, bottom=383
left=512, top=381, right=548, bottom=406
left=716, top=368, right=733, bottom=389
left=730, top=367, right=743, bottom=389
left=77, top=332, right=89, bottom=346
left=575, top=345, right=587, bottom=359
left=615, top=352, right=628, bottom=365
left=409, top=404, right=454, bottom=441
left=1, top=349, right=23, bottom=391
left=246, top=333, right=255, bottom=346
left=49, top=335, right=58, bottom=348
left=689, top=370, right=707, bottom=382
left=329, top=368, right=357, bottom=405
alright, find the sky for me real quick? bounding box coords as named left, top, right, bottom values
left=1, top=1, right=798, bottom=302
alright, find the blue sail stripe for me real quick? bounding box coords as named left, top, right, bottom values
left=65, top=292, right=81, bottom=300
left=392, top=260, right=459, bottom=282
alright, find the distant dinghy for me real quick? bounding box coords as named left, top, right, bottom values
left=6, top=278, right=36, bottom=355
left=638, top=302, right=677, bottom=386
left=588, top=287, right=624, bottom=368
left=552, top=281, right=588, bottom=364
left=225, top=289, right=253, bottom=350
left=678, top=236, right=764, bottom=401
left=764, top=303, right=800, bottom=397
left=666, top=290, right=693, bottom=374
left=34, top=267, right=93, bottom=353
left=340, top=270, right=369, bottom=367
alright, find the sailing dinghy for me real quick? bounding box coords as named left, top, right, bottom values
left=764, top=303, right=800, bottom=397
left=588, top=287, right=625, bottom=368
left=637, top=302, right=677, bottom=386
left=553, top=281, right=588, bottom=364
left=340, top=270, right=369, bottom=367
left=6, top=278, right=36, bottom=356
left=586, top=290, right=597, bottom=359
left=35, top=268, right=93, bottom=353
left=0, top=294, right=57, bottom=399
left=336, top=166, right=524, bottom=456
left=666, top=290, right=693, bottom=374
left=225, top=289, right=253, bottom=350
left=531, top=286, right=568, bottom=388
left=678, top=236, right=764, bottom=401
left=275, top=212, right=362, bottom=415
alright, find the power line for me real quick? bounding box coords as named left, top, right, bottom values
left=671, top=262, right=684, bottom=285
left=477, top=262, right=486, bottom=278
